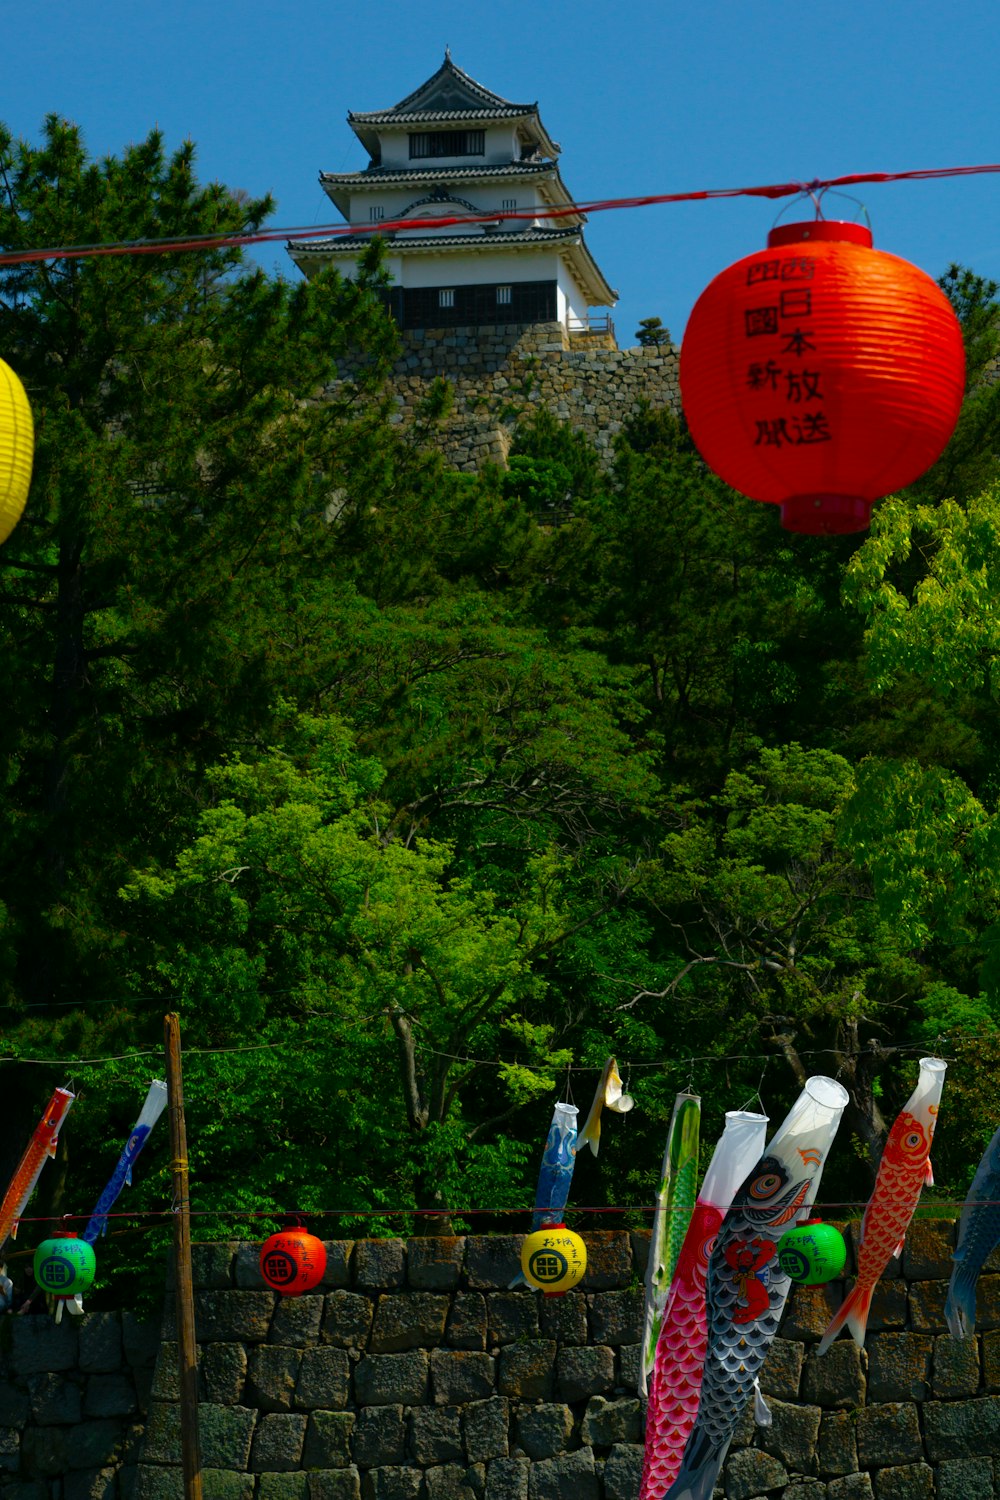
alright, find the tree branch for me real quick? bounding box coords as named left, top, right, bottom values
left=388, top=1001, right=429, bottom=1132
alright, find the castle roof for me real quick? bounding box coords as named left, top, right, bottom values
left=320, top=162, right=555, bottom=189
left=290, top=225, right=617, bottom=306
left=347, top=53, right=560, bottom=161
left=317, top=161, right=568, bottom=223
left=293, top=226, right=580, bottom=255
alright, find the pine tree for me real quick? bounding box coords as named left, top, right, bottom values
left=634, top=315, right=671, bottom=347
left=0, top=116, right=399, bottom=1009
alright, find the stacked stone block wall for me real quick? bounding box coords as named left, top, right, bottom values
left=138, top=1232, right=645, bottom=1500
left=0, top=1305, right=161, bottom=1500
left=135, top=1224, right=1000, bottom=1500
left=332, top=323, right=681, bottom=471
left=6, top=1224, right=1000, bottom=1500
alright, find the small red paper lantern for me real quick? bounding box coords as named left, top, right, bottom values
left=680, top=221, right=966, bottom=534
left=260, top=1222, right=327, bottom=1297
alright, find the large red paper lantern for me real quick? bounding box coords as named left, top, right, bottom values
left=680, top=221, right=966, bottom=534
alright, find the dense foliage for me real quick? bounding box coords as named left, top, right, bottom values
left=2, top=121, right=1000, bottom=1303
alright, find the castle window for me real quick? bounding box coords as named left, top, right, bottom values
left=369, top=205, right=385, bottom=222
left=409, top=130, right=486, bottom=159
left=501, top=199, right=517, bottom=213
left=496, top=286, right=512, bottom=304
left=439, top=289, right=455, bottom=308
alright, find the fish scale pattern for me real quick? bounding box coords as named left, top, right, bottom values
left=694, top=1207, right=795, bottom=1453
left=819, top=1059, right=946, bottom=1354
left=662, top=1157, right=698, bottom=1283
left=639, top=1203, right=723, bottom=1500
left=665, top=1140, right=831, bottom=1500
left=946, top=1123, right=1000, bottom=1337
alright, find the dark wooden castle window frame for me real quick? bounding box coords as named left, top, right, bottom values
left=385, top=279, right=557, bottom=330
left=409, top=130, right=486, bottom=160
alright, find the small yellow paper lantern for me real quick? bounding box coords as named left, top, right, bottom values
left=520, top=1225, right=587, bottom=1296
left=0, top=358, right=33, bottom=546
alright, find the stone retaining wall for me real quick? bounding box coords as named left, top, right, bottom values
left=3, top=1223, right=1000, bottom=1500
left=0, top=1306, right=160, bottom=1500
left=334, top=324, right=681, bottom=471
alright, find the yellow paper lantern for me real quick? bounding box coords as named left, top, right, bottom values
left=0, top=358, right=33, bottom=545
left=520, top=1225, right=587, bottom=1296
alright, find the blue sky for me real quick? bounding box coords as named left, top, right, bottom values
left=5, top=0, right=1000, bottom=346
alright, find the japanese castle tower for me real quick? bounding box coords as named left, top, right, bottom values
left=289, top=52, right=617, bottom=337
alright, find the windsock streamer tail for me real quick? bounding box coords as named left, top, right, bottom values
left=663, top=1437, right=725, bottom=1500
left=944, top=1265, right=978, bottom=1339
left=818, top=1281, right=874, bottom=1355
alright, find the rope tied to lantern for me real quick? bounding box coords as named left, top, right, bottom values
left=679, top=219, right=966, bottom=535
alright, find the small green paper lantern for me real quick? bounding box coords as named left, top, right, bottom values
left=777, top=1219, right=847, bottom=1286
left=33, top=1232, right=97, bottom=1298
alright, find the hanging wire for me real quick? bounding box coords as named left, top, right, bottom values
left=771, top=186, right=872, bottom=231
left=735, top=1057, right=770, bottom=1115
left=0, top=161, right=998, bottom=266
left=0, top=1027, right=973, bottom=1073
left=1, top=1194, right=995, bottom=1228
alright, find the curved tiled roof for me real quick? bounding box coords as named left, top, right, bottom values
left=347, top=54, right=560, bottom=162
left=349, top=107, right=532, bottom=125
left=319, top=162, right=555, bottom=189
left=349, top=54, right=535, bottom=121
left=291, top=227, right=583, bottom=255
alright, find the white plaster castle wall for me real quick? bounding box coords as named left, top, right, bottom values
left=375, top=248, right=562, bottom=290
left=556, top=263, right=591, bottom=324
left=376, top=124, right=520, bottom=170
left=342, top=184, right=547, bottom=230
left=325, top=247, right=597, bottom=324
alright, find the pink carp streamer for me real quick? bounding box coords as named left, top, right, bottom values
left=639, top=1111, right=767, bottom=1500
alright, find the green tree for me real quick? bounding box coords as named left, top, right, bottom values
left=117, top=711, right=643, bottom=1225
left=841, top=486, right=1000, bottom=978
left=634, top=317, right=671, bottom=347
left=909, top=267, right=1000, bottom=504
left=540, top=405, right=863, bottom=786
left=634, top=744, right=937, bottom=1175
left=0, top=116, right=398, bottom=1013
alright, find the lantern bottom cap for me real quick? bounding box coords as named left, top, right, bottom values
left=780, top=494, right=873, bottom=536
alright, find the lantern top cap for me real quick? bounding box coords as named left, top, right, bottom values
left=767, top=220, right=873, bottom=250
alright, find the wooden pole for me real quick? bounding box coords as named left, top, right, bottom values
left=164, top=1013, right=203, bottom=1500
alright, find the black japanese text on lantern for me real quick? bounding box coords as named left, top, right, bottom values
left=743, top=258, right=831, bottom=448
left=746, top=257, right=816, bottom=286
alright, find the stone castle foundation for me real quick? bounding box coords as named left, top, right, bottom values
left=334, top=323, right=681, bottom=472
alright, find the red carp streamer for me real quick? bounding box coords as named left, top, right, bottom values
left=0, top=1088, right=75, bottom=1252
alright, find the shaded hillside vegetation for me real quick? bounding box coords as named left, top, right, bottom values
left=2, top=119, right=1000, bottom=1297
